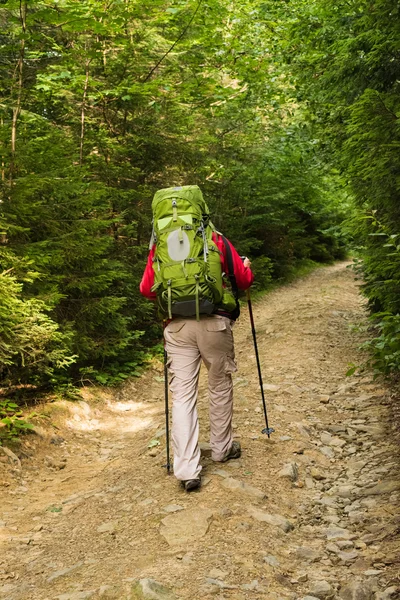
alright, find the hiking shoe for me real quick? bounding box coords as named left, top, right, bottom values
left=221, top=441, right=241, bottom=462
left=182, top=478, right=201, bottom=492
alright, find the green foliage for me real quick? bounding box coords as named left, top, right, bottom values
left=0, top=399, right=34, bottom=443
left=79, top=356, right=149, bottom=386
left=288, top=0, right=400, bottom=375
left=359, top=313, right=400, bottom=376
left=0, top=266, right=76, bottom=384
left=250, top=256, right=274, bottom=291
left=0, top=0, right=349, bottom=396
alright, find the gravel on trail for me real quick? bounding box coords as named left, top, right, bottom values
left=0, top=262, right=399, bottom=600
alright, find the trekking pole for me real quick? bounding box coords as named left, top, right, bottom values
left=246, top=289, right=275, bottom=438
left=163, top=323, right=172, bottom=474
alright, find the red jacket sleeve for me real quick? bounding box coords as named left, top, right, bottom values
left=214, top=233, right=254, bottom=290
left=139, top=246, right=156, bottom=300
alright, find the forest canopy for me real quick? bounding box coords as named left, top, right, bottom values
left=4, top=0, right=397, bottom=397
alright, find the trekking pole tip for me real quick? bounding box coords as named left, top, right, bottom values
left=262, top=427, right=275, bottom=438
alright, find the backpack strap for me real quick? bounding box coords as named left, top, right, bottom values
left=220, top=235, right=238, bottom=298
left=220, top=235, right=240, bottom=319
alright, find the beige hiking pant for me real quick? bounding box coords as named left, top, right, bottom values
left=164, top=315, right=237, bottom=481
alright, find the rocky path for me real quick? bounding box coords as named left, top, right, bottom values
left=0, top=262, right=399, bottom=600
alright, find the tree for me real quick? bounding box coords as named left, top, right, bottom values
left=0, top=0, right=348, bottom=389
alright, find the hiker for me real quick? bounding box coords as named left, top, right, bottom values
left=140, top=186, right=254, bottom=491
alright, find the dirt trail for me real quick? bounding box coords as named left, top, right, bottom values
left=1, top=262, right=399, bottom=600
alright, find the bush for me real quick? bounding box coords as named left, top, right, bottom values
left=0, top=270, right=76, bottom=386
left=250, top=256, right=274, bottom=290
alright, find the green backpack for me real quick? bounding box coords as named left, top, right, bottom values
left=150, top=185, right=237, bottom=319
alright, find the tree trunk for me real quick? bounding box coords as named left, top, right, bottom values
left=79, top=58, right=91, bottom=167
left=10, top=0, right=27, bottom=182
left=1, top=117, right=5, bottom=183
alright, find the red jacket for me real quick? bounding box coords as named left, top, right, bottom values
left=140, top=232, right=254, bottom=299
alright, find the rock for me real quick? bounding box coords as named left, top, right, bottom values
left=347, top=459, right=367, bottom=473
left=219, top=507, right=233, bottom=518
left=132, top=578, right=177, bottom=599
left=324, top=515, right=340, bottom=524
left=320, top=446, right=335, bottom=459
left=247, top=507, right=294, bottom=532
left=376, top=587, right=399, bottom=600
left=0, top=446, right=21, bottom=467
left=336, top=485, right=354, bottom=498
left=57, top=592, right=95, bottom=600
left=337, top=550, right=359, bottom=563
left=302, top=597, right=322, bottom=600
left=45, top=455, right=67, bottom=470
left=330, top=437, right=346, bottom=448
left=139, top=498, right=156, bottom=507
left=50, top=435, right=65, bottom=445
left=225, top=460, right=241, bottom=469
left=235, top=521, right=252, bottom=532
left=47, top=562, right=83, bottom=583
left=211, top=469, right=230, bottom=478
left=319, top=395, right=330, bottom=404
left=297, top=423, right=312, bottom=438
left=263, top=554, right=280, bottom=567
left=199, top=442, right=212, bottom=458
left=241, top=580, right=261, bottom=591
left=98, top=586, right=124, bottom=598
left=309, top=580, right=334, bottom=599
left=274, top=573, right=294, bottom=589
left=348, top=512, right=365, bottom=525
left=97, top=521, right=118, bottom=533
left=316, top=496, right=337, bottom=507
left=221, top=477, right=266, bottom=500
left=208, top=568, right=228, bottom=580
left=325, top=527, right=352, bottom=541
left=337, top=540, right=354, bottom=550
left=326, top=542, right=340, bottom=555
left=295, top=547, right=321, bottom=563
left=320, top=432, right=332, bottom=445
left=305, top=477, right=315, bottom=489
left=205, top=578, right=237, bottom=590
left=357, top=480, right=400, bottom=497
left=263, top=384, right=280, bottom=392
left=338, top=580, right=376, bottom=600
left=162, top=505, right=184, bottom=513
left=197, top=584, right=215, bottom=595
left=278, top=462, right=299, bottom=482
left=310, top=468, right=326, bottom=481
left=279, top=436, right=292, bottom=441
left=160, top=508, right=213, bottom=546
left=57, top=593, right=95, bottom=600
left=351, top=558, right=373, bottom=573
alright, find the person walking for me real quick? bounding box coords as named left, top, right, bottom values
left=140, top=186, right=254, bottom=491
